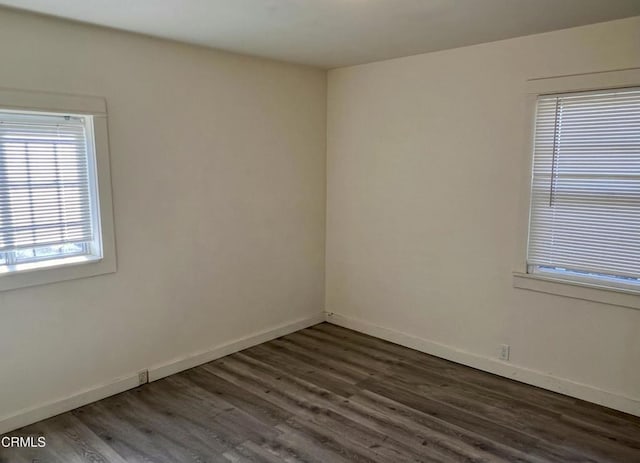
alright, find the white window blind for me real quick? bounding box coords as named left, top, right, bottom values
left=0, top=110, right=99, bottom=267
left=527, top=87, right=640, bottom=286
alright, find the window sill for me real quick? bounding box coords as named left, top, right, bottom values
left=512, top=272, right=640, bottom=310
left=0, top=255, right=103, bottom=275
left=0, top=255, right=115, bottom=292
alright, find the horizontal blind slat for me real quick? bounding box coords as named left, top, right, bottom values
left=528, top=87, right=640, bottom=283
left=0, top=110, right=94, bottom=252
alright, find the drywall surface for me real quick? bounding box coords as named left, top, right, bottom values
left=0, top=8, right=326, bottom=425
left=327, top=17, right=640, bottom=413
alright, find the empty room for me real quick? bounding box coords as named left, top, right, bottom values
left=0, top=1, right=639, bottom=462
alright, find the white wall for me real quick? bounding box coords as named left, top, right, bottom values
left=0, top=8, right=326, bottom=428
left=327, top=17, right=640, bottom=414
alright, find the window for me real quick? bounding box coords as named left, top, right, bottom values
left=526, top=87, right=640, bottom=290
left=0, top=88, right=115, bottom=291
left=0, top=110, right=102, bottom=272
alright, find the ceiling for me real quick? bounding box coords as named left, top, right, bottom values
left=2, top=0, right=640, bottom=68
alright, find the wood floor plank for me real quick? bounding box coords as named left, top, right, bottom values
left=303, top=327, right=410, bottom=365
left=381, top=363, right=640, bottom=456
left=2, top=323, right=639, bottom=463
left=116, top=382, right=246, bottom=449
left=47, top=414, right=129, bottom=463
left=235, top=349, right=523, bottom=462
left=366, top=370, right=637, bottom=462
left=178, top=366, right=292, bottom=428
left=274, top=423, right=357, bottom=463
left=0, top=449, right=34, bottom=463
left=348, top=390, right=544, bottom=463
left=73, top=400, right=214, bottom=463
left=316, top=323, right=640, bottom=431
left=359, top=377, right=603, bottom=463
left=283, top=331, right=398, bottom=375
left=242, top=343, right=360, bottom=397
left=281, top=417, right=431, bottom=463
left=204, top=356, right=448, bottom=462
left=223, top=440, right=292, bottom=463
left=270, top=337, right=376, bottom=380
left=208, top=354, right=519, bottom=463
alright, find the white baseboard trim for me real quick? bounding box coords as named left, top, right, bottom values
left=0, top=313, right=325, bottom=435
left=148, top=313, right=325, bottom=381
left=325, top=312, right=640, bottom=417
left=0, top=374, right=140, bottom=436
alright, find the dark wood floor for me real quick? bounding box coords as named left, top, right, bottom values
left=2, top=323, right=639, bottom=463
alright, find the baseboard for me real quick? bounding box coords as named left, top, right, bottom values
left=0, top=313, right=325, bottom=435
left=148, top=313, right=326, bottom=381
left=0, top=374, right=140, bottom=435
left=325, top=312, right=640, bottom=417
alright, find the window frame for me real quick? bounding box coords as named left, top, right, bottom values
left=0, top=88, right=116, bottom=292
left=513, top=68, right=640, bottom=310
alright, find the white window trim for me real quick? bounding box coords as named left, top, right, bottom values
left=0, top=87, right=116, bottom=291
left=512, top=68, right=640, bottom=310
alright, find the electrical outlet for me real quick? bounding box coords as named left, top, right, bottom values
left=138, top=370, right=149, bottom=385
left=499, top=344, right=510, bottom=361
